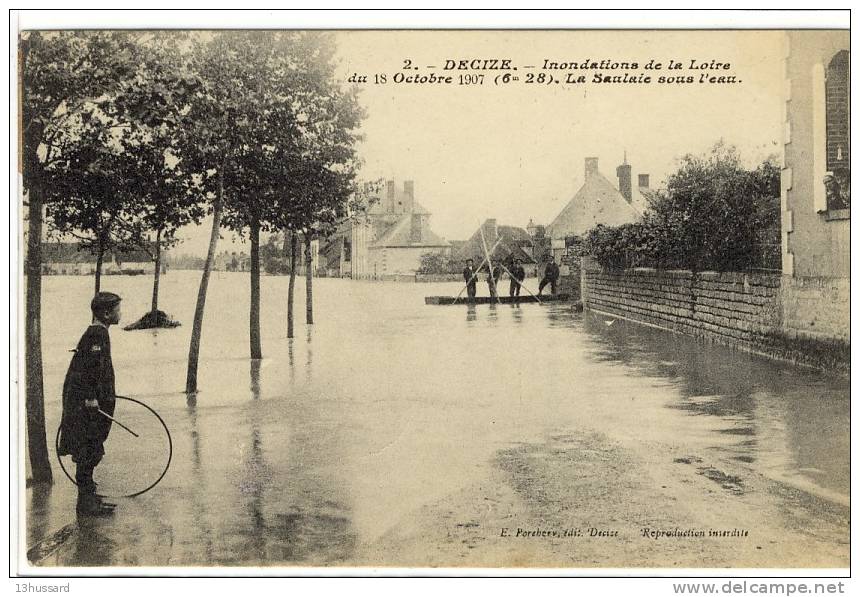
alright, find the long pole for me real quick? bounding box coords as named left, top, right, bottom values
left=452, top=236, right=503, bottom=304
left=494, top=261, right=542, bottom=305
left=479, top=226, right=499, bottom=304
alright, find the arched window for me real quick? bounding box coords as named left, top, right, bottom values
left=825, top=50, right=849, bottom=211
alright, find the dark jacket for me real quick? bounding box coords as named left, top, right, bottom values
left=543, top=262, right=560, bottom=281
left=463, top=267, right=477, bottom=287
left=58, top=325, right=116, bottom=458
left=513, top=265, right=526, bottom=282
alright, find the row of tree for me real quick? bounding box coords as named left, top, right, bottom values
left=22, top=30, right=371, bottom=483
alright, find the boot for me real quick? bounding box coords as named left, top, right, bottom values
left=76, top=492, right=115, bottom=517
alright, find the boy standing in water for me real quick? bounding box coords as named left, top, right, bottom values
left=58, top=292, right=122, bottom=517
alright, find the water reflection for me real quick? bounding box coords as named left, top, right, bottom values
left=545, top=304, right=575, bottom=328
left=185, top=391, right=215, bottom=563
left=305, top=327, right=313, bottom=380
left=26, top=275, right=849, bottom=565
left=242, top=359, right=266, bottom=561
left=27, top=484, right=52, bottom=548
left=287, top=339, right=295, bottom=381
left=247, top=357, right=358, bottom=564
left=580, top=311, right=849, bottom=498
left=73, top=521, right=115, bottom=565
left=510, top=304, right=523, bottom=325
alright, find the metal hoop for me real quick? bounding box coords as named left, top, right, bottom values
left=56, top=395, right=173, bottom=499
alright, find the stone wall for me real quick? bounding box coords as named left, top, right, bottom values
left=581, top=259, right=848, bottom=371
left=781, top=275, right=850, bottom=342
left=584, top=265, right=781, bottom=346
left=558, top=243, right=582, bottom=300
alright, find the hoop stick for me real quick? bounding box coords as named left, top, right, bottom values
left=97, top=408, right=139, bottom=438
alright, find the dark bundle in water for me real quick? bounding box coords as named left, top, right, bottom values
left=123, top=310, right=181, bottom=331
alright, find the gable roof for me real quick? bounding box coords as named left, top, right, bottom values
left=319, top=236, right=345, bottom=270
left=454, top=222, right=537, bottom=264
left=367, top=184, right=431, bottom=215
left=633, top=186, right=658, bottom=215
left=548, top=171, right=641, bottom=239
left=371, top=213, right=449, bottom=248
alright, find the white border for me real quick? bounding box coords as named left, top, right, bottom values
left=13, top=8, right=852, bottom=31
left=8, top=8, right=855, bottom=590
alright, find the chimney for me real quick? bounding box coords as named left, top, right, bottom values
left=638, top=174, right=650, bottom=189
left=585, top=157, right=599, bottom=179
left=616, top=153, right=632, bottom=203
left=386, top=179, right=396, bottom=213
left=411, top=214, right=422, bottom=243
left=483, top=218, right=498, bottom=246
left=403, top=180, right=415, bottom=214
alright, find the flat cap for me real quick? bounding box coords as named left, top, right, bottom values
left=91, top=292, right=122, bottom=312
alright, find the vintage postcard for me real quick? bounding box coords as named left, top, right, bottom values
left=13, top=12, right=850, bottom=578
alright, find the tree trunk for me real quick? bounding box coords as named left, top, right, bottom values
left=249, top=217, right=262, bottom=359
left=185, top=168, right=225, bottom=394
left=151, top=228, right=162, bottom=313
left=25, top=184, right=53, bottom=484
left=287, top=233, right=297, bottom=339
left=304, top=234, right=314, bottom=325
left=94, top=243, right=104, bottom=294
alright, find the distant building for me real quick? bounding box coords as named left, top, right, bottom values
left=280, top=231, right=320, bottom=276
left=214, top=250, right=252, bottom=272
left=40, top=242, right=164, bottom=275
left=780, top=30, right=849, bottom=341
left=319, top=228, right=352, bottom=277
left=525, top=219, right=553, bottom=267
left=321, top=180, right=450, bottom=278
left=546, top=156, right=645, bottom=255
left=454, top=219, right=538, bottom=275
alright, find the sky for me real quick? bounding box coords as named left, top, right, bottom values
left=173, top=30, right=785, bottom=254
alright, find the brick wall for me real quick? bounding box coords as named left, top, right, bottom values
left=581, top=260, right=848, bottom=371
left=582, top=262, right=781, bottom=348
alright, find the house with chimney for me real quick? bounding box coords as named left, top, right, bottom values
left=546, top=155, right=649, bottom=259
left=320, top=179, right=450, bottom=278
left=454, top=219, right=539, bottom=276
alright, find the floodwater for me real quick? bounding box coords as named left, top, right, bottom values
left=25, top=271, right=849, bottom=567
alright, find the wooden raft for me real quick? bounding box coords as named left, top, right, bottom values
left=425, top=294, right=570, bottom=305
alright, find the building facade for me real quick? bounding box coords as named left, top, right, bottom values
left=781, top=30, right=850, bottom=341
left=40, top=242, right=165, bottom=275
left=547, top=156, right=647, bottom=251
left=320, top=180, right=450, bottom=278
left=454, top=218, right=539, bottom=276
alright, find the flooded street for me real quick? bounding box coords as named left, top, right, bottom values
left=26, top=271, right=849, bottom=568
